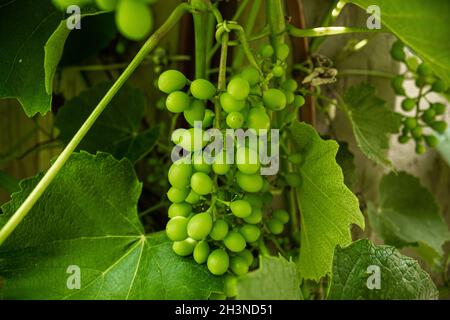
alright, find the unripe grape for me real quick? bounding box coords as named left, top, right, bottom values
left=431, top=121, right=447, bottom=133
left=190, top=172, right=213, bottom=195
left=243, top=207, right=263, bottom=224
left=276, top=43, right=290, bottom=60
left=203, top=109, right=215, bottom=128
left=398, top=135, right=410, bottom=144
left=190, top=79, right=216, bottom=100
left=431, top=80, right=448, bottom=93
left=210, top=219, right=229, bottom=241
left=185, top=190, right=202, bottom=204
left=424, top=135, right=439, bottom=147
left=224, top=231, right=247, bottom=252
left=401, top=98, right=415, bottom=112
left=172, top=128, right=207, bottom=152
left=422, top=108, right=436, bottom=123
left=282, top=79, right=298, bottom=92
left=236, top=147, right=260, bottom=175
left=166, top=216, right=189, bottom=241
left=391, top=75, right=406, bottom=95
left=193, top=241, right=210, bottom=264
left=242, top=194, right=263, bottom=208
left=293, top=95, right=305, bottom=108
left=167, top=187, right=189, bottom=203
left=247, top=107, right=270, bottom=131
left=238, top=249, right=254, bottom=266
left=411, top=126, right=423, bottom=140
left=116, top=0, right=153, bottom=41
left=241, top=67, right=260, bottom=86
left=406, top=56, right=420, bottom=72
left=272, top=65, right=284, bottom=78
left=230, top=256, right=249, bottom=275
left=273, top=209, right=289, bottom=224
left=168, top=161, right=192, bottom=189
left=226, top=111, right=245, bottom=129
left=236, top=172, right=264, bottom=193
left=187, top=212, right=213, bottom=240
left=417, top=63, right=433, bottom=77
left=168, top=202, right=192, bottom=218
left=404, top=117, right=418, bottom=130
left=158, top=70, right=187, bottom=94
left=224, top=275, right=237, bottom=297
left=230, top=200, right=252, bottom=218
left=227, top=78, right=250, bottom=100
left=263, top=88, right=286, bottom=110
left=267, top=219, right=284, bottom=235
left=239, top=224, right=261, bottom=243
left=415, top=143, right=426, bottom=154
left=220, top=92, right=246, bottom=113
left=166, top=91, right=190, bottom=113
left=184, top=100, right=206, bottom=127
left=172, top=238, right=197, bottom=256
left=192, top=152, right=211, bottom=173
left=390, top=41, right=405, bottom=61
left=431, top=102, right=446, bottom=115
left=207, top=249, right=229, bottom=275
left=284, top=91, right=295, bottom=105
left=260, top=44, right=274, bottom=58
left=288, top=153, right=303, bottom=165
left=96, top=0, right=118, bottom=11
left=285, top=172, right=302, bottom=187
left=212, top=152, right=230, bottom=175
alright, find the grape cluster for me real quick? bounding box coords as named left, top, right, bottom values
left=159, top=42, right=305, bottom=284
left=390, top=40, right=448, bottom=154
left=52, top=0, right=157, bottom=41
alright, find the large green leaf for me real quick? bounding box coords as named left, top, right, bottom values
left=0, top=152, right=222, bottom=299
left=55, top=83, right=159, bottom=163
left=0, top=171, right=19, bottom=195
left=289, top=122, right=364, bottom=280
left=328, top=239, right=438, bottom=300
left=236, top=256, right=302, bottom=300
left=342, top=84, right=401, bottom=168
left=349, top=0, right=450, bottom=85
left=368, top=172, right=450, bottom=258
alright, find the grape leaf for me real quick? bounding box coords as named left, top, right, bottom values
left=349, top=0, right=450, bottom=85
left=289, top=121, right=364, bottom=281
left=328, top=239, right=438, bottom=300
left=0, top=171, right=19, bottom=195
left=55, top=83, right=160, bottom=163
left=0, top=152, right=222, bottom=299
left=368, top=172, right=450, bottom=258
left=342, top=84, right=401, bottom=168
left=236, top=256, right=302, bottom=300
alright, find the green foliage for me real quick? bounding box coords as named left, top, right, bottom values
left=289, top=122, right=364, bottom=280
left=0, top=171, right=19, bottom=195
left=368, top=172, right=450, bottom=262
left=55, top=83, right=160, bottom=163
left=342, top=84, right=401, bottom=167
left=0, top=152, right=222, bottom=299
left=335, top=142, right=357, bottom=189
left=236, top=256, right=303, bottom=300
left=328, top=239, right=439, bottom=300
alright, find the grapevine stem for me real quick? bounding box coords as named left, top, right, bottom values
left=287, top=25, right=385, bottom=37
left=193, top=1, right=209, bottom=79
left=338, top=69, right=396, bottom=79
left=0, top=3, right=191, bottom=247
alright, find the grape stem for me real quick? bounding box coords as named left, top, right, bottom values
left=0, top=3, right=192, bottom=247
left=287, top=25, right=385, bottom=37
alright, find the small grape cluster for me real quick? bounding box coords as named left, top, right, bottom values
left=158, top=42, right=305, bottom=283
left=52, top=0, right=157, bottom=41
left=390, top=40, right=448, bottom=154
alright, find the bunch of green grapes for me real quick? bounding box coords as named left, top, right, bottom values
left=53, top=0, right=156, bottom=41
left=158, top=41, right=305, bottom=295
left=390, top=40, right=448, bottom=154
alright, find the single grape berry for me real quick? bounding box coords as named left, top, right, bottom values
left=166, top=216, right=189, bottom=241
left=210, top=219, right=229, bottom=241
left=220, top=92, right=246, bottom=113
left=236, top=172, right=264, bottom=193
left=282, top=79, right=298, bottom=92
left=185, top=190, right=202, bottom=204
left=404, top=117, right=418, bottom=130
left=190, top=79, right=216, bottom=100
left=241, top=67, right=260, bottom=86
left=192, top=152, right=211, bottom=173
left=207, top=249, right=229, bottom=275
left=224, top=231, right=247, bottom=252
left=431, top=102, right=446, bottom=115
left=184, top=100, right=206, bottom=127
left=417, top=63, right=433, bottom=77
left=230, top=200, right=252, bottom=218
left=227, top=78, right=250, bottom=101
left=116, top=0, right=153, bottom=41
left=260, top=44, right=274, bottom=58
left=272, top=209, right=289, bottom=224
left=239, top=224, right=261, bottom=243
left=415, top=143, right=426, bottom=154
left=285, top=172, right=302, bottom=187
left=190, top=172, right=213, bottom=195
left=187, top=212, right=213, bottom=240
left=226, top=111, right=245, bottom=129
left=390, top=41, right=405, bottom=61
left=401, top=98, right=416, bottom=112
left=243, top=207, right=263, bottom=224
left=411, top=126, right=423, bottom=140
left=422, top=108, right=436, bottom=123
left=247, top=107, right=270, bottom=131
left=167, top=187, right=189, bottom=203
left=168, top=202, right=192, bottom=218
left=431, top=121, right=447, bottom=133
left=267, top=219, right=284, bottom=235
left=398, top=135, right=410, bottom=144
left=424, top=135, right=439, bottom=147
left=230, top=256, right=249, bottom=276
left=284, top=91, right=295, bottom=105
left=158, top=70, right=187, bottom=94
left=431, top=79, right=448, bottom=93
left=391, top=75, right=406, bottom=95
left=193, top=241, right=210, bottom=264
left=293, top=95, right=306, bottom=108
left=263, top=89, right=286, bottom=110
left=166, top=91, right=190, bottom=113
left=212, top=153, right=230, bottom=175
left=272, top=65, right=284, bottom=78
left=276, top=43, right=290, bottom=61
left=236, top=147, right=260, bottom=175
left=203, top=109, right=215, bottom=128
left=172, top=238, right=197, bottom=256
left=238, top=249, right=254, bottom=266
